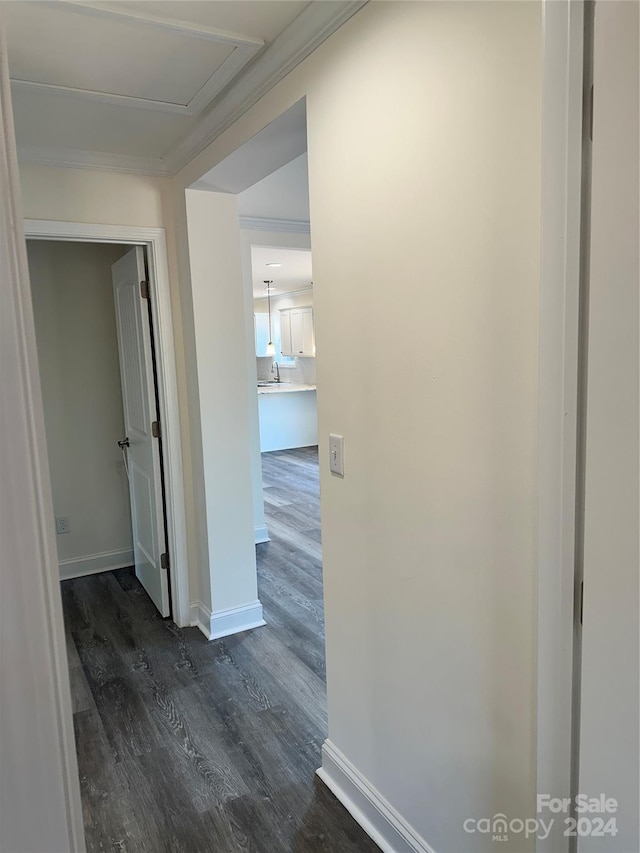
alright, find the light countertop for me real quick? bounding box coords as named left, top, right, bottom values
left=257, top=383, right=317, bottom=395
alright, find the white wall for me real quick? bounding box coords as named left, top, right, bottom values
left=310, top=6, right=540, bottom=849
left=28, top=240, right=133, bottom=576
left=183, top=189, right=261, bottom=622
left=172, top=2, right=543, bottom=851
left=20, top=164, right=167, bottom=227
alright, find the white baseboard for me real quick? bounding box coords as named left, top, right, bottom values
left=59, top=548, right=134, bottom=581
left=317, top=740, right=435, bottom=853
left=190, top=599, right=266, bottom=641
left=254, top=524, right=270, bottom=544
left=210, top=600, right=265, bottom=640
left=190, top=601, right=213, bottom=639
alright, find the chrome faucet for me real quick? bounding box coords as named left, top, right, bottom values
left=271, top=361, right=281, bottom=383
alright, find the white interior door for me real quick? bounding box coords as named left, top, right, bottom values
left=578, top=3, right=639, bottom=850
left=112, top=247, right=170, bottom=617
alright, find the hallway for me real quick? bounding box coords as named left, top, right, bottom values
left=62, top=447, right=377, bottom=852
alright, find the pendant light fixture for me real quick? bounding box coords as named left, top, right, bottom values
left=265, top=281, right=276, bottom=355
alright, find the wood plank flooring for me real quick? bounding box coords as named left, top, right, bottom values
left=63, top=446, right=379, bottom=853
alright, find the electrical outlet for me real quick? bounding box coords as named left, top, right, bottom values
left=55, top=516, right=71, bottom=534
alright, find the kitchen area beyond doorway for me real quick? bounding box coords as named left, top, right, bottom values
left=251, top=243, right=317, bottom=452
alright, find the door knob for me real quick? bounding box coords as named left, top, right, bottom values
left=118, top=437, right=130, bottom=449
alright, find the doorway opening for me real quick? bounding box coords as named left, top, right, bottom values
left=27, top=238, right=172, bottom=618
left=228, top=128, right=324, bottom=671
left=232, top=126, right=326, bottom=737
left=24, top=220, right=190, bottom=627
left=240, top=198, right=324, bottom=691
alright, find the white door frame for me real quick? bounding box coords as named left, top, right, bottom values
left=24, top=219, right=190, bottom=628
left=536, top=1, right=586, bottom=849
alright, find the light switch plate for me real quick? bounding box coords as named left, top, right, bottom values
left=329, top=434, right=344, bottom=476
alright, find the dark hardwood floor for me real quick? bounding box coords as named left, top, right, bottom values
left=63, top=446, right=379, bottom=853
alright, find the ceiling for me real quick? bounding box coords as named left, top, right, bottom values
left=251, top=246, right=312, bottom=299
left=192, top=97, right=307, bottom=194
left=238, top=153, right=309, bottom=223
left=4, top=0, right=365, bottom=176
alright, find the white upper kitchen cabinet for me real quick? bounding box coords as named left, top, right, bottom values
left=279, top=309, right=293, bottom=357
left=280, top=307, right=315, bottom=357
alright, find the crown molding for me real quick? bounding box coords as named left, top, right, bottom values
left=239, top=216, right=311, bottom=234
left=164, top=1, right=368, bottom=175
left=17, top=145, right=169, bottom=177
left=253, top=285, right=313, bottom=300
left=14, top=1, right=367, bottom=177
